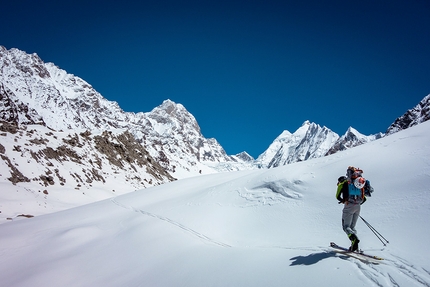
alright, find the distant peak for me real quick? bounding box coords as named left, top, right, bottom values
left=235, top=151, right=254, bottom=162
left=149, top=99, right=200, bottom=131
left=279, top=130, right=292, bottom=138
left=157, top=99, right=182, bottom=115
left=346, top=126, right=358, bottom=133
left=300, top=120, right=322, bottom=129
left=159, top=99, right=186, bottom=110
left=162, top=99, right=176, bottom=105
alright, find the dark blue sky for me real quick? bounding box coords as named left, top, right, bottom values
left=2, top=0, right=429, bottom=158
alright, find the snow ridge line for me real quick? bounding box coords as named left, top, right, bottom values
left=110, top=198, right=231, bottom=248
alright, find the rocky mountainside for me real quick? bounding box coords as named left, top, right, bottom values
left=0, top=122, right=174, bottom=189
left=385, top=94, right=430, bottom=135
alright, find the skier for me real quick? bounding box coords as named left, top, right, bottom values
left=336, top=166, right=367, bottom=252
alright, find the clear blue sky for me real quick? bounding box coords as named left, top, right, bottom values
left=2, top=0, right=429, bottom=158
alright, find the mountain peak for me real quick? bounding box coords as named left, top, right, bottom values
left=257, top=121, right=339, bottom=167
left=301, top=120, right=311, bottom=126
left=346, top=126, right=359, bottom=134
left=152, top=99, right=188, bottom=117
left=234, top=151, right=254, bottom=162
left=325, top=126, right=373, bottom=155
left=159, top=99, right=179, bottom=114
left=149, top=99, right=199, bottom=132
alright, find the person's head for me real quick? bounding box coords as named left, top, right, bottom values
left=347, top=166, right=362, bottom=179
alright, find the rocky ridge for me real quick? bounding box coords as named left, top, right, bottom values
left=385, top=94, right=430, bottom=135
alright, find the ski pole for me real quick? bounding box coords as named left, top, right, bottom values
left=359, top=215, right=389, bottom=246
left=361, top=216, right=389, bottom=245
left=360, top=216, right=389, bottom=245
left=362, top=218, right=387, bottom=246
left=366, top=222, right=387, bottom=246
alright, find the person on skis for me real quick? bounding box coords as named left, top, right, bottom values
left=336, top=166, right=367, bottom=252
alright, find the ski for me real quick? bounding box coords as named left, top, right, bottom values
left=330, top=242, right=384, bottom=261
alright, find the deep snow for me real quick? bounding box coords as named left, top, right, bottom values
left=0, top=121, right=430, bottom=286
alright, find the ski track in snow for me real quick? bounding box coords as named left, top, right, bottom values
left=330, top=250, right=430, bottom=287
left=385, top=255, right=430, bottom=287
left=110, top=198, right=231, bottom=248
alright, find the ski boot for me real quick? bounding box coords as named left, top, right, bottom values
left=348, top=233, right=360, bottom=252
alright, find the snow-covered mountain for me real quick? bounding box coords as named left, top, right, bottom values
left=257, top=94, right=430, bottom=166
left=232, top=151, right=254, bottom=162
left=137, top=99, right=249, bottom=176
left=326, top=127, right=383, bottom=156
left=0, top=46, right=249, bottom=181
left=256, top=121, right=340, bottom=167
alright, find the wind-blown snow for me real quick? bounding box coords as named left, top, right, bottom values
left=0, top=121, right=430, bottom=286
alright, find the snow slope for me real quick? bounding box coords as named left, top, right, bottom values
left=0, top=121, right=429, bottom=287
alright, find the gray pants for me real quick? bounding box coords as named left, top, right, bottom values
left=342, top=203, right=361, bottom=236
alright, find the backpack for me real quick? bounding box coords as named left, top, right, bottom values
left=364, top=179, right=374, bottom=197
left=340, top=166, right=375, bottom=197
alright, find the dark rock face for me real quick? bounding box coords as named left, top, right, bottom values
left=385, top=95, right=430, bottom=135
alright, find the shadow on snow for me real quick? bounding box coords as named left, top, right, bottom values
left=290, top=251, right=336, bottom=266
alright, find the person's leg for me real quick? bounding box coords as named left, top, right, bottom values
left=342, top=204, right=360, bottom=251
left=350, top=205, right=361, bottom=234
left=342, top=204, right=355, bottom=235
